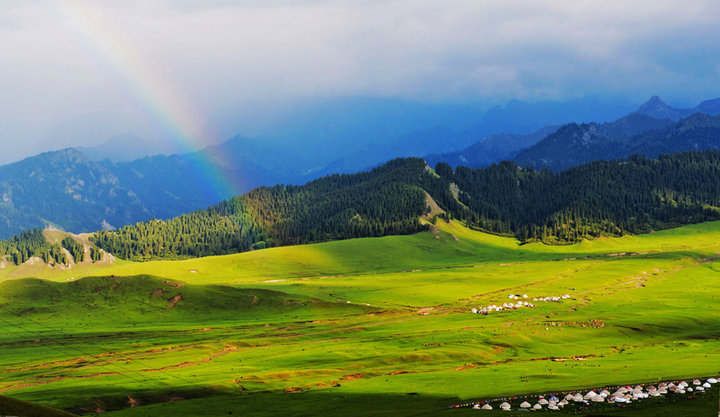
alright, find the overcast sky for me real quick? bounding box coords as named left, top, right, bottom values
left=1, top=0, right=719, bottom=162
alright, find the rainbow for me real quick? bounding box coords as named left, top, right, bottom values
left=56, top=0, right=239, bottom=198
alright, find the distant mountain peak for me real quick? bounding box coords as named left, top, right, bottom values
left=637, top=95, right=670, bottom=112
left=635, top=96, right=687, bottom=121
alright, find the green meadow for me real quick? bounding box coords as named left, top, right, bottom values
left=1, top=220, right=719, bottom=416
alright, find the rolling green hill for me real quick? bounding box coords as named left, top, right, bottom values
left=0, top=220, right=719, bottom=416
left=0, top=275, right=368, bottom=327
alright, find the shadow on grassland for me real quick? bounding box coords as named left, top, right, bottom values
left=12, top=385, right=718, bottom=417
left=0, top=395, right=77, bottom=417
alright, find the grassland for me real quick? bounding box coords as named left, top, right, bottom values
left=1, top=220, right=719, bottom=416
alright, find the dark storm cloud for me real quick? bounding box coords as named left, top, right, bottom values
left=0, top=0, right=718, bottom=162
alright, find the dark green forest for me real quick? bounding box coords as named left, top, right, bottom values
left=7, top=151, right=720, bottom=263
left=436, top=152, right=720, bottom=242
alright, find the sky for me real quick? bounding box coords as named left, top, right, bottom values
left=1, top=0, right=719, bottom=163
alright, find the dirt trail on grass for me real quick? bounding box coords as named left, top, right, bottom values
left=141, top=344, right=238, bottom=372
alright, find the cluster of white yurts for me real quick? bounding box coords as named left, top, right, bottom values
left=533, top=294, right=571, bottom=303
left=453, top=378, right=718, bottom=412
left=470, top=294, right=572, bottom=315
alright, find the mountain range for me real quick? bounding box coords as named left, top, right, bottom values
left=514, top=97, right=720, bottom=171
left=432, top=96, right=720, bottom=171
left=300, top=96, right=636, bottom=174
left=0, top=95, right=718, bottom=239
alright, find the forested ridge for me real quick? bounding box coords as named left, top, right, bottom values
left=91, top=159, right=430, bottom=260
left=8, top=151, right=720, bottom=262
left=435, top=152, right=720, bottom=242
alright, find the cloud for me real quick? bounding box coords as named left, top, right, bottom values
left=0, top=0, right=718, bottom=161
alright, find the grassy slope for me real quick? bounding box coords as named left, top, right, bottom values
left=0, top=220, right=719, bottom=416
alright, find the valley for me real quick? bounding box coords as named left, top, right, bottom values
left=1, top=220, right=719, bottom=416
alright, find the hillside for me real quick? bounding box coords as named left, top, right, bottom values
left=0, top=275, right=367, bottom=325
left=86, top=151, right=720, bottom=261
left=1, top=220, right=720, bottom=416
